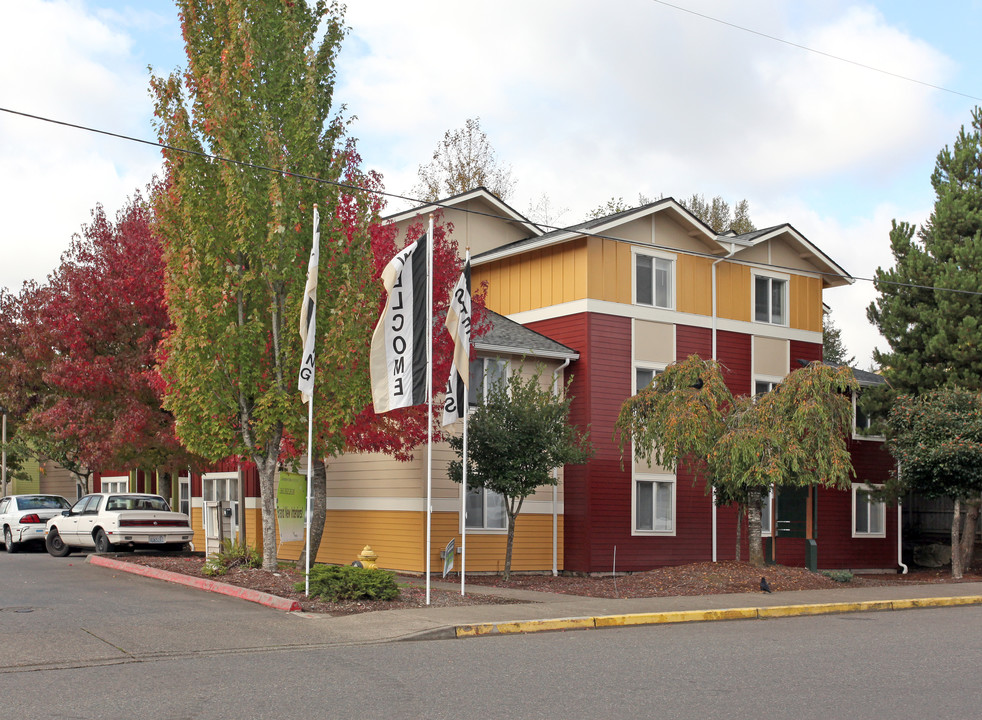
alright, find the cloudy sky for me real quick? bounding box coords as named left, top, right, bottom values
left=3, top=0, right=982, bottom=367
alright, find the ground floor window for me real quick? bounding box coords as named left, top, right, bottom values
left=465, top=486, right=507, bottom=530
left=634, top=474, right=675, bottom=534
left=853, top=483, right=886, bottom=537
left=178, top=476, right=191, bottom=516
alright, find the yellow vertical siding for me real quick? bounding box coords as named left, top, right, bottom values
left=790, top=275, right=823, bottom=332
left=717, top=262, right=751, bottom=321
left=676, top=255, right=713, bottom=316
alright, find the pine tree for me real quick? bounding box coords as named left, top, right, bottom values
left=868, top=107, right=982, bottom=394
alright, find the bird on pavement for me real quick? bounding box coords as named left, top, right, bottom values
left=760, top=577, right=772, bottom=593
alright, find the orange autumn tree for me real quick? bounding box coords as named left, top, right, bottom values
left=616, top=355, right=858, bottom=566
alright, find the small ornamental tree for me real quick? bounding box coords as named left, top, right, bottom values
left=447, top=366, right=592, bottom=579
left=616, top=355, right=857, bottom=567
left=886, top=388, right=982, bottom=578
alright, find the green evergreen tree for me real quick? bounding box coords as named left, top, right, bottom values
left=868, top=107, right=982, bottom=394
left=822, top=313, right=855, bottom=366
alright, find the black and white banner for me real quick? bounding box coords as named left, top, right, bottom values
left=370, top=233, right=428, bottom=413
left=442, top=253, right=471, bottom=426
left=297, top=206, right=319, bottom=404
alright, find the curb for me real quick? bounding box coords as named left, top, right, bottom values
left=87, top=555, right=302, bottom=612
left=453, top=595, right=982, bottom=638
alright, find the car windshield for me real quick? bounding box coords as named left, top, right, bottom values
left=19, top=496, right=71, bottom=510
left=105, top=495, right=171, bottom=512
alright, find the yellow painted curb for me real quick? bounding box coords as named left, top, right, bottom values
left=453, top=595, right=982, bottom=638
left=595, top=607, right=758, bottom=627
left=456, top=617, right=595, bottom=637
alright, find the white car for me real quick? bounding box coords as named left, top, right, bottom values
left=45, top=493, right=193, bottom=556
left=1, top=494, right=72, bottom=552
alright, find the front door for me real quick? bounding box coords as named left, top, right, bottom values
left=202, top=473, right=239, bottom=554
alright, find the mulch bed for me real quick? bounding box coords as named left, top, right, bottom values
left=112, top=553, right=982, bottom=616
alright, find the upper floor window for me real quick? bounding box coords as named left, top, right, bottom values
left=468, top=357, right=508, bottom=406
left=635, top=252, right=674, bottom=309
left=853, top=391, right=886, bottom=440
left=754, top=273, right=787, bottom=325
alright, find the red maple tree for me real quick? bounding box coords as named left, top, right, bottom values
left=0, top=190, right=194, bottom=485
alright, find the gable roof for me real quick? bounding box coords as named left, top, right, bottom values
left=475, top=309, right=579, bottom=361
left=474, top=196, right=723, bottom=263
left=384, top=187, right=544, bottom=239
left=726, top=224, right=853, bottom=289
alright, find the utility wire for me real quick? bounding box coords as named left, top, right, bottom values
left=2, top=105, right=981, bottom=299
left=648, top=0, right=982, bottom=103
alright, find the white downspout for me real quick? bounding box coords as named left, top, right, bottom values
left=898, top=501, right=908, bottom=574
left=552, top=356, right=573, bottom=576
left=710, top=243, right=736, bottom=563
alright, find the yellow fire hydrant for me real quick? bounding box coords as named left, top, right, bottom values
left=357, top=545, right=378, bottom=569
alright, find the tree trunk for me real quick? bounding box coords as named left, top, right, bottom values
left=959, top=495, right=980, bottom=572
left=951, top=497, right=964, bottom=579
left=253, top=432, right=283, bottom=572
left=503, top=497, right=524, bottom=581
left=747, top=491, right=764, bottom=568
left=503, top=513, right=516, bottom=581
left=296, top=459, right=327, bottom=570
left=734, top=504, right=744, bottom=563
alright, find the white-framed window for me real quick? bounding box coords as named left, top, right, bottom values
left=753, top=272, right=788, bottom=325
left=101, top=476, right=129, bottom=493
left=754, top=377, right=781, bottom=396
left=178, top=476, right=191, bottom=517
left=465, top=486, right=507, bottom=531
left=634, top=251, right=675, bottom=310
left=852, top=484, right=886, bottom=538
left=853, top=391, right=886, bottom=440
left=634, top=473, right=676, bottom=534
left=468, top=357, right=508, bottom=406
left=203, top=474, right=238, bottom=503
left=760, top=486, right=775, bottom=537
left=634, top=363, right=666, bottom=393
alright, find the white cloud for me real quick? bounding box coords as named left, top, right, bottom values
left=0, top=0, right=162, bottom=291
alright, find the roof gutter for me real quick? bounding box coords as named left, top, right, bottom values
left=711, top=242, right=737, bottom=563
left=552, top=356, right=574, bottom=577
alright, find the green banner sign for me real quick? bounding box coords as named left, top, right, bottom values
left=276, top=472, right=306, bottom=544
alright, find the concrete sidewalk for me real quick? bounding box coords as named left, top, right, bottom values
left=87, top=556, right=982, bottom=645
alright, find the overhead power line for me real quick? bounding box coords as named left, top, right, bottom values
left=648, top=0, right=982, bottom=103
left=1, top=105, right=980, bottom=299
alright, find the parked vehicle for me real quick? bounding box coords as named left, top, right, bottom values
left=44, top=493, right=193, bottom=556
left=1, top=494, right=72, bottom=552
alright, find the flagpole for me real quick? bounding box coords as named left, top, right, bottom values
left=303, top=204, right=320, bottom=598
left=305, top=384, right=313, bottom=596
left=461, top=397, right=467, bottom=596
left=426, top=214, right=434, bottom=605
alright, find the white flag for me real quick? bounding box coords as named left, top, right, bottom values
left=297, top=206, right=319, bottom=403
left=370, top=233, right=429, bottom=413
left=442, top=253, right=471, bottom=426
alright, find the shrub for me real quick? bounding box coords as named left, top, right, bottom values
left=299, top=564, right=400, bottom=602
left=202, top=539, right=262, bottom=577
left=821, top=569, right=854, bottom=583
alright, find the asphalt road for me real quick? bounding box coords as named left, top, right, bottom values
left=3, top=550, right=981, bottom=719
